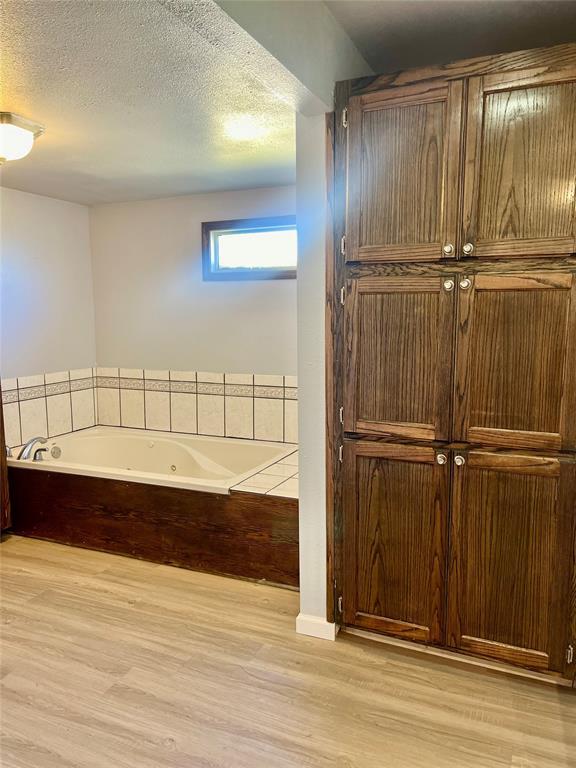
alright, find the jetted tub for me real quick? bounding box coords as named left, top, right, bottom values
left=8, top=426, right=296, bottom=494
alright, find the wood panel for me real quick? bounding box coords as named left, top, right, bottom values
left=0, top=381, right=10, bottom=531
left=343, top=442, right=449, bottom=644
left=447, top=450, right=575, bottom=672
left=454, top=272, right=576, bottom=450
left=345, top=276, right=455, bottom=440
left=346, top=80, right=462, bottom=263
left=8, top=468, right=299, bottom=587
left=462, top=68, right=576, bottom=259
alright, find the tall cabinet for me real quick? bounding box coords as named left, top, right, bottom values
left=331, top=43, right=576, bottom=681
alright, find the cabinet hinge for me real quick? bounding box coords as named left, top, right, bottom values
left=339, top=406, right=344, bottom=425
left=342, top=107, right=348, bottom=128
left=567, top=644, right=574, bottom=665
left=337, top=595, right=343, bottom=614
left=338, top=444, right=343, bottom=463
left=340, top=234, right=346, bottom=257
left=339, top=285, right=346, bottom=306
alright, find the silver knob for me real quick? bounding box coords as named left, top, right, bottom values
left=436, top=453, right=447, bottom=465
left=442, top=244, right=454, bottom=256
left=443, top=279, right=455, bottom=292
left=454, top=455, right=466, bottom=467
left=462, top=242, right=474, bottom=255
left=459, top=278, right=471, bottom=290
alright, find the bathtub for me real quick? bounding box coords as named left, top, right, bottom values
left=8, top=426, right=296, bottom=494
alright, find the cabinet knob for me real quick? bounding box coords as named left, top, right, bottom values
left=436, top=453, right=448, bottom=465
left=454, top=455, right=466, bottom=467
left=462, top=242, right=474, bottom=255
left=442, top=243, right=454, bottom=256
left=459, top=277, right=472, bottom=290
left=443, top=279, right=455, bottom=292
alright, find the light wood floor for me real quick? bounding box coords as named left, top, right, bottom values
left=1, top=536, right=575, bottom=768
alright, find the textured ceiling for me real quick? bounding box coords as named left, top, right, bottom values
left=0, top=0, right=296, bottom=204
left=326, top=0, right=576, bottom=73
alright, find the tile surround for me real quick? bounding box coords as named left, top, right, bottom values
left=232, top=451, right=299, bottom=499
left=2, top=367, right=297, bottom=448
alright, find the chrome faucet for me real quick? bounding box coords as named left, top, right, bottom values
left=18, top=436, right=48, bottom=460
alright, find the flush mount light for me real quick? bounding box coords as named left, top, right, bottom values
left=0, top=112, right=45, bottom=163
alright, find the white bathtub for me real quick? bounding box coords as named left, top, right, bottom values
left=8, top=426, right=296, bottom=494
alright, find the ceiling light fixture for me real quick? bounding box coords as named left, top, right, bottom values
left=0, top=112, right=45, bottom=164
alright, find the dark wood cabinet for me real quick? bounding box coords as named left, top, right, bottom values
left=462, top=66, right=576, bottom=259
left=454, top=272, right=576, bottom=451
left=343, top=442, right=449, bottom=644
left=447, top=450, right=576, bottom=673
left=346, top=81, right=463, bottom=263
left=344, top=276, right=454, bottom=441
left=332, top=43, right=576, bottom=681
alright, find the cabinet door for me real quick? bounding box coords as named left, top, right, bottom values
left=447, top=451, right=575, bottom=672
left=346, top=81, right=463, bottom=263
left=462, top=66, right=576, bottom=259
left=454, top=272, right=576, bottom=451
left=343, top=442, right=449, bottom=644
left=344, top=276, right=455, bottom=441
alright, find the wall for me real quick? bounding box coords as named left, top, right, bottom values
left=0, top=188, right=96, bottom=378
left=90, top=186, right=297, bottom=374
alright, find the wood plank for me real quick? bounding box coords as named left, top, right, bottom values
left=460, top=636, right=550, bottom=671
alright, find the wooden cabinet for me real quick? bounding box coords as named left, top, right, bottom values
left=346, top=81, right=463, bottom=263
left=462, top=67, right=576, bottom=259
left=455, top=272, right=576, bottom=451
left=343, top=442, right=449, bottom=644
left=344, top=276, right=454, bottom=441
left=447, top=450, right=576, bottom=673
left=333, top=44, right=576, bottom=680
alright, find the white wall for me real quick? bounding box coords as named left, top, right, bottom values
left=0, top=187, right=96, bottom=378
left=90, top=186, right=297, bottom=374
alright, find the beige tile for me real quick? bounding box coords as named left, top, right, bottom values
left=284, top=375, right=298, bottom=388
left=232, top=486, right=264, bottom=495
left=120, top=390, right=145, bottom=428
left=3, top=402, right=21, bottom=446
left=120, top=368, right=143, bottom=379
left=254, top=374, right=283, bottom=386
left=235, top=474, right=283, bottom=491
left=144, top=369, right=169, bottom=380
left=224, top=373, right=253, bottom=385
left=97, top=388, right=120, bottom=426
left=20, top=398, right=48, bottom=442
left=72, top=389, right=96, bottom=430
left=145, top=391, right=170, bottom=431
left=260, top=463, right=297, bottom=478
left=45, top=370, right=69, bottom=384
left=269, top=477, right=299, bottom=499
left=96, top=367, right=119, bottom=377
left=170, top=370, right=196, bottom=382
left=197, top=371, right=224, bottom=384
left=18, top=374, right=44, bottom=388
left=1, top=377, right=17, bottom=391
left=254, top=398, right=283, bottom=442
left=170, top=393, right=197, bottom=434
left=284, top=399, right=298, bottom=444
left=70, top=368, right=93, bottom=380
left=225, top=396, right=253, bottom=439
left=279, top=451, right=299, bottom=467
left=47, top=394, right=72, bottom=437
left=197, top=394, right=224, bottom=436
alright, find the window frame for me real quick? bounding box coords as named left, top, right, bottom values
left=201, top=215, right=297, bottom=281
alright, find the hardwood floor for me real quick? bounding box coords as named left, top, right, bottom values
left=1, top=536, right=574, bottom=768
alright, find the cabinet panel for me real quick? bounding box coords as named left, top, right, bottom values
left=346, top=81, right=463, bottom=263
left=343, top=442, right=449, bottom=643
left=462, top=68, right=576, bottom=258
left=345, top=276, right=454, bottom=441
left=447, top=451, right=575, bottom=672
left=454, top=272, right=576, bottom=450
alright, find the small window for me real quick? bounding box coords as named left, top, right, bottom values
left=202, top=216, right=297, bottom=281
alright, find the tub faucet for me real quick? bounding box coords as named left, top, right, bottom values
left=18, top=436, right=48, bottom=460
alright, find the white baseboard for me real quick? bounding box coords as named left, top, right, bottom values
left=296, top=613, right=338, bottom=641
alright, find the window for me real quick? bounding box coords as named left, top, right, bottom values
left=202, top=216, right=297, bottom=281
